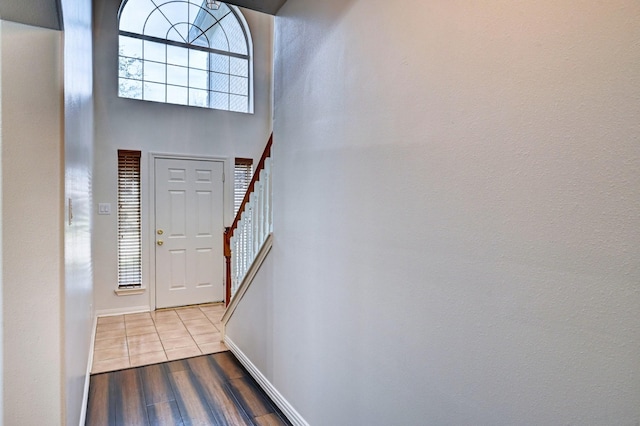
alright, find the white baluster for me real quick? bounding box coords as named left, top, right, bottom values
left=229, top=154, right=274, bottom=301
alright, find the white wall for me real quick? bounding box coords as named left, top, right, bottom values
left=92, top=0, right=273, bottom=314
left=0, top=20, right=64, bottom=425
left=61, top=0, right=94, bottom=423
left=0, top=20, right=4, bottom=425
left=228, top=0, right=640, bottom=424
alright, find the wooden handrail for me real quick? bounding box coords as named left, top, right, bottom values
left=224, top=133, right=273, bottom=305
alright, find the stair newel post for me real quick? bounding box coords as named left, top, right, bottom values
left=224, top=226, right=232, bottom=306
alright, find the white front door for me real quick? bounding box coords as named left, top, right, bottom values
left=155, top=158, right=224, bottom=309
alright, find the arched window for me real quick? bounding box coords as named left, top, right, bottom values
left=118, top=0, right=253, bottom=113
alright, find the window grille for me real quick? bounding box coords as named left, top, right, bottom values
left=118, top=0, right=253, bottom=113
left=118, top=150, right=142, bottom=288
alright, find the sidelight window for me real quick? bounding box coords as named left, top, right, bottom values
left=117, top=150, right=142, bottom=288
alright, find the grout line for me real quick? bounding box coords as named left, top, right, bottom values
left=93, top=304, right=226, bottom=373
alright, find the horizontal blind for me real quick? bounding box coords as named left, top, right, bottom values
left=234, top=158, right=253, bottom=215
left=118, top=150, right=142, bottom=288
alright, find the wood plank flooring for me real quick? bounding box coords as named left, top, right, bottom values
left=86, top=351, right=291, bottom=426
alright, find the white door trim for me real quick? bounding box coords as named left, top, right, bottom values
left=148, top=152, right=232, bottom=311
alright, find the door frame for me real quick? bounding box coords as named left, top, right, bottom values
left=148, top=152, right=232, bottom=311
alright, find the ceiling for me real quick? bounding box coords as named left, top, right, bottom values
left=0, top=0, right=62, bottom=30
left=0, top=0, right=285, bottom=31
left=226, top=0, right=287, bottom=15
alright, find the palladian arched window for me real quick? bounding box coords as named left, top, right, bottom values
left=118, top=0, right=253, bottom=113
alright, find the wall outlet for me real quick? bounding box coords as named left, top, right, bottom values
left=98, top=203, right=111, bottom=215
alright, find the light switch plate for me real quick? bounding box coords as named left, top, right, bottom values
left=98, top=203, right=111, bottom=215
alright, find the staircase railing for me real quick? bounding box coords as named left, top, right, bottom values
left=224, top=134, right=273, bottom=305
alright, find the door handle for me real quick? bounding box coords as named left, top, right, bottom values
left=157, top=229, right=164, bottom=235
left=157, top=240, right=164, bottom=246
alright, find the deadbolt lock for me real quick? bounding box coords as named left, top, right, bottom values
left=157, top=229, right=164, bottom=235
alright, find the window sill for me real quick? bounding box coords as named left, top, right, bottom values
left=114, top=287, right=146, bottom=296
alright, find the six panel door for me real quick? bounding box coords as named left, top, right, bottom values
left=155, top=158, right=224, bottom=309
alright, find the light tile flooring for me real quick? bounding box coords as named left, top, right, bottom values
left=92, top=303, right=227, bottom=374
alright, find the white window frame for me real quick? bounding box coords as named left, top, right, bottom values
left=117, top=0, right=254, bottom=113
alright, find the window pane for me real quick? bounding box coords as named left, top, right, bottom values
left=230, top=94, right=248, bottom=112
left=119, top=78, right=143, bottom=99
left=144, top=41, right=165, bottom=63
left=189, top=68, right=208, bottom=90
left=159, top=2, right=188, bottom=34
left=230, top=76, right=248, bottom=95
left=188, top=3, right=203, bottom=28
left=211, top=92, right=229, bottom=110
left=190, top=32, right=209, bottom=48
left=119, top=0, right=156, bottom=33
left=210, top=53, right=229, bottom=73
left=210, top=72, right=229, bottom=92
left=167, top=26, right=187, bottom=44
left=167, top=45, right=189, bottom=67
left=144, top=61, right=165, bottom=83
left=230, top=57, right=248, bottom=77
left=144, top=81, right=165, bottom=102
left=189, top=88, right=208, bottom=107
left=189, top=49, right=208, bottom=70
left=144, top=9, right=173, bottom=38
left=167, top=65, right=188, bottom=86
left=208, top=25, right=229, bottom=51
left=120, top=36, right=142, bottom=59
left=167, top=85, right=188, bottom=105
left=119, top=57, right=143, bottom=80
left=219, top=13, right=247, bottom=55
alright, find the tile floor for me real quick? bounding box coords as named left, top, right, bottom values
left=92, top=303, right=227, bottom=374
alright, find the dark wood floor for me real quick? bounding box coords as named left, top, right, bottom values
left=86, top=351, right=291, bottom=426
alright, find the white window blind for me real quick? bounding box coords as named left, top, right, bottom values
left=118, top=150, right=142, bottom=288
left=234, top=158, right=253, bottom=215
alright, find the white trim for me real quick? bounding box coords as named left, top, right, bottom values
left=95, top=306, right=151, bottom=317
left=114, top=287, right=146, bottom=296
left=225, top=337, right=309, bottom=426
left=78, top=314, right=98, bottom=425
left=221, top=233, right=273, bottom=325
left=148, top=152, right=231, bottom=311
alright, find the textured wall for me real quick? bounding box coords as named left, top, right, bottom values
left=230, top=0, right=640, bottom=424
left=92, top=0, right=274, bottom=313
left=1, top=20, right=64, bottom=425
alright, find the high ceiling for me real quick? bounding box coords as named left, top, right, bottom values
left=0, top=0, right=286, bottom=31
left=0, top=0, right=62, bottom=30
left=226, top=0, right=287, bottom=15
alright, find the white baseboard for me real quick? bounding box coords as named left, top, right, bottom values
left=95, top=305, right=150, bottom=317
left=78, top=314, right=98, bottom=425
left=224, top=337, right=309, bottom=426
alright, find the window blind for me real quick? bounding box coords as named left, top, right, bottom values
left=118, top=150, right=142, bottom=288
left=234, top=158, right=253, bottom=215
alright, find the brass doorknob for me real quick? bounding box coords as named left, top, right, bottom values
left=157, top=240, right=164, bottom=246
left=157, top=229, right=164, bottom=235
